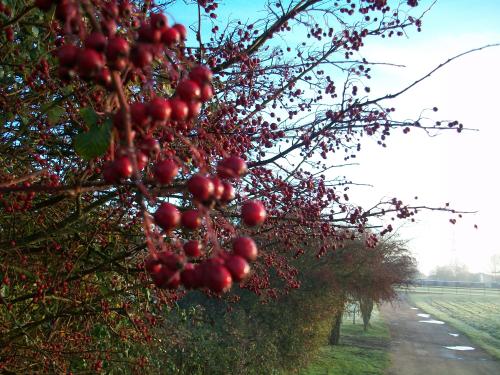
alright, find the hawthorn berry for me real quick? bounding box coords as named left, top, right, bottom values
left=177, top=79, right=201, bottom=101
left=170, top=98, right=189, bottom=121
left=181, top=209, right=202, bottom=230
left=130, top=102, right=149, bottom=128
left=241, top=200, right=266, bottom=226
left=57, top=45, right=79, bottom=67
left=189, top=65, right=213, bottom=84
left=148, top=97, right=172, bottom=122
left=113, top=155, right=133, bottom=179
left=217, top=156, right=247, bottom=178
left=161, top=27, right=180, bottom=47
left=188, top=175, right=214, bottom=201
left=180, top=263, right=201, bottom=289
left=131, top=44, right=153, bottom=69
left=200, top=84, right=214, bottom=102
left=220, top=181, right=235, bottom=202
left=225, top=255, right=250, bottom=281
left=211, top=177, right=224, bottom=200
left=172, top=24, right=187, bottom=40
left=76, top=49, right=104, bottom=79
left=138, top=22, right=162, bottom=43
left=154, top=159, right=178, bottom=184
left=183, top=240, right=203, bottom=257
left=204, top=263, right=232, bottom=293
left=154, top=203, right=180, bottom=231
left=232, top=237, right=258, bottom=261
left=84, top=32, right=107, bottom=52
left=150, top=13, right=168, bottom=30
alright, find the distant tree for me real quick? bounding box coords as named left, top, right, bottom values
left=325, top=237, right=417, bottom=344
left=428, top=263, right=480, bottom=282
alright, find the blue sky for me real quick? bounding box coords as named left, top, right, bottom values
left=167, top=0, right=500, bottom=273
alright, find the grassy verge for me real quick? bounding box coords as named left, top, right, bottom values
left=406, top=292, right=500, bottom=360
left=300, top=308, right=390, bottom=375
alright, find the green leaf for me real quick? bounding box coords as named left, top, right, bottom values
left=30, top=26, right=39, bottom=37
left=47, top=105, right=65, bottom=125
left=79, top=107, right=99, bottom=126
left=74, top=119, right=112, bottom=160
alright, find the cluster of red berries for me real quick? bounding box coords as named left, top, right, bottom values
left=101, top=64, right=213, bottom=182
left=148, top=156, right=267, bottom=293
left=34, top=0, right=267, bottom=294
left=38, top=1, right=189, bottom=85
left=144, top=235, right=258, bottom=293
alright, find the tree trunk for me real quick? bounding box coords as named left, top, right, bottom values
left=328, top=309, right=343, bottom=345
left=359, top=297, right=374, bottom=331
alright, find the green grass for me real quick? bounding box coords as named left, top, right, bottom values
left=406, top=291, right=500, bottom=360
left=300, top=308, right=389, bottom=375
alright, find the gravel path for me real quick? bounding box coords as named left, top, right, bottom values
left=380, top=297, right=500, bottom=375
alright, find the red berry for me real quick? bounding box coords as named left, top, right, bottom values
left=131, top=44, right=153, bottom=69
left=220, top=181, right=235, bottom=202
left=170, top=98, right=189, bottom=121
left=130, top=102, right=149, bottom=128
left=177, top=79, right=201, bottom=101
left=211, top=177, right=224, bottom=200
left=77, top=49, right=104, bottom=79
left=150, top=13, right=168, bottom=30
left=148, top=97, right=171, bottom=122
left=154, top=202, right=180, bottom=231
left=204, top=263, right=232, bottom=293
left=188, top=175, right=214, bottom=201
left=138, top=22, right=162, bottom=43
left=139, top=137, right=160, bottom=157
left=158, top=251, right=185, bottom=270
left=187, top=101, right=202, bottom=119
left=154, top=159, right=178, bottom=184
left=183, top=240, right=203, bottom=257
left=161, top=27, right=180, bottom=47
left=96, top=67, right=112, bottom=88
left=151, top=266, right=180, bottom=289
left=232, top=237, right=258, bottom=261
left=225, top=255, right=250, bottom=281
left=84, top=32, right=107, bottom=52
left=200, top=84, right=214, bottom=102
left=181, top=209, right=202, bottom=230
left=144, top=254, right=161, bottom=274
left=106, top=37, right=130, bottom=61
left=57, top=44, right=79, bottom=68
left=217, top=156, right=247, bottom=178
left=113, top=155, right=133, bottom=179
left=241, top=200, right=266, bottom=226
left=136, top=151, right=148, bottom=171
left=172, top=24, right=188, bottom=40
left=101, top=19, right=117, bottom=37
left=55, top=0, right=77, bottom=22
left=189, top=65, right=213, bottom=84
left=181, top=263, right=201, bottom=289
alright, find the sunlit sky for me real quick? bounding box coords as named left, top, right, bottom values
left=171, top=0, right=500, bottom=274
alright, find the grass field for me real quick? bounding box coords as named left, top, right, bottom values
left=406, top=289, right=500, bottom=360
left=300, top=308, right=390, bottom=375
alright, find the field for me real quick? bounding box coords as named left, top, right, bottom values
left=300, top=308, right=390, bottom=375
left=405, top=287, right=500, bottom=359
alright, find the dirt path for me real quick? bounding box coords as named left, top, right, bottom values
left=380, top=296, right=500, bottom=375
